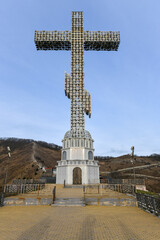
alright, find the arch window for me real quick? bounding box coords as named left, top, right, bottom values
left=88, top=151, right=93, bottom=160
left=63, top=151, right=67, bottom=160
left=86, top=141, right=88, bottom=148
left=81, top=140, right=84, bottom=147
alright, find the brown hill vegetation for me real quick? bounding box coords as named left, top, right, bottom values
left=0, top=138, right=61, bottom=186
left=96, top=155, right=160, bottom=193
left=0, top=138, right=160, bottom=192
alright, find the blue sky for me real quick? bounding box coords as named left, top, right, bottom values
left=0, top=0, right=160, bottom=156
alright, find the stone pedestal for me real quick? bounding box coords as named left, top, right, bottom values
left=56, top=130, right=99, bottom=185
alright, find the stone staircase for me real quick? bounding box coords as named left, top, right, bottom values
left=52, top=184, right=137, bottom=207
left=52, top=185, right=84, bottom=206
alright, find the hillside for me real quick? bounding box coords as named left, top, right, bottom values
left=0, top=138, right=61, bottom=186
left=0, top=138, right=160, bottom=192
left=96, top=155, right=160, bottom=193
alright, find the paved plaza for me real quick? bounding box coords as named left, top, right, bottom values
left=0, top=205, right=160, bottom=240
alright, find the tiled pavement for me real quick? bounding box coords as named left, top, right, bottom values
left=0, top=206, right=160, bottom=240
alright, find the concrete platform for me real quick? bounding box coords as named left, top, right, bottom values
left=0, top=206, right=160, bottom=240
left=4, top=197, right=52, bottom=206
left=4, top=184, right=137, bottom=207
left=3, top=184, right=55, bottom=206
left=85, top=197, right=136, bottom=206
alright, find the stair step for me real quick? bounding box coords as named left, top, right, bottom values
left=54, top=201, right=84, bottom=204
left=65, top=185, right=83, bottom=188
left=54, top=198, right=84, bottom=203
left=52, top=198, right=85, bottom=206
left=53, top=203, right=85, bottom=206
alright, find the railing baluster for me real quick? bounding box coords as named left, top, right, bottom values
left=136, top=193, right=160, bottom=217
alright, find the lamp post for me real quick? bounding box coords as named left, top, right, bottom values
left=131, top=146, right=136, bottom=186
left=4, top=146, right=11, bottom=193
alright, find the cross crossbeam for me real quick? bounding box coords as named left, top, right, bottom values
left=35, top=30, right=120, bottom=51
left=35, top=11, right=120, bottom=138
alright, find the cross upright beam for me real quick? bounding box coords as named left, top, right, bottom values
left=34, top=11, right=120, bottom=138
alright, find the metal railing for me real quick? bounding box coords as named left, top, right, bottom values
left=109, top=179, right=144, bottom=185
left=12, top=179, right=46, bottom=184
left=3, top=184, right=45, bottom=196
left=106, top=184, right=136, bottom=194
left=136, top=193, right=160, bottom=216
left=84, top=184, right=136, bottom=195
left=0, top=192, right=4, bottom=207
left=100, top=178, right=145, bottom=185
left=53, top=186, right=56, bottom=203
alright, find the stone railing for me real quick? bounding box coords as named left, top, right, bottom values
left=58, top=160, right=98, bottom=166
left=136, top=193, right=160, bottom=217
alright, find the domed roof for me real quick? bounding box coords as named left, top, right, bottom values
left=64, top=130, right=92, bottom=139
left=64, top=131, right=72, bottom=138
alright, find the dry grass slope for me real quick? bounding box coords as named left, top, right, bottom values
left=0, top=138, right=61, bottom=185
left=0, top=138, right=160, bottom=192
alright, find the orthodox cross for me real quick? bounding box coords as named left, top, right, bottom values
left=35, top=11, right=120, bottom=138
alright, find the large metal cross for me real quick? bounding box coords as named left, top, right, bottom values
left=35, top=11, right=120, bottom=138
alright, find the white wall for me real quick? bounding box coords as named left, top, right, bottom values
left=56, top=164, right=99, bottom=184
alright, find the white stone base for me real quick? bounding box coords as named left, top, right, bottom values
left=56, top=161, right=99, bottom=185
left=56, top=130, right=100, bottom=185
